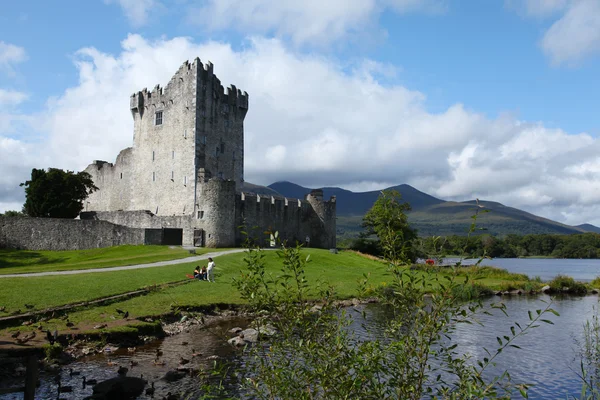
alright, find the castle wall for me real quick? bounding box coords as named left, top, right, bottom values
left=235, top=192, right=337, bottom=248
left=84, top=148, right=133, bottom=211
left=80, top=210, right=200, bottom=247
left=0, top=216, right=144, bottom=251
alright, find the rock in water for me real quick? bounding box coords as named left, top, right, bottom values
left=92, top=376, right=145, bottom=399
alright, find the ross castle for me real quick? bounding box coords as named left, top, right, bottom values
left=80, top=58, right=336, bottom=249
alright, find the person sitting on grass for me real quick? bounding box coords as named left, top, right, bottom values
left=193, top=266, right=200, bottom=279
left=200, top=266, right=207, bottom=281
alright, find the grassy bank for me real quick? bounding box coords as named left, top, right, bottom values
left=0, top=245, right=205, bottom=275
left=0, top=248, right=552, bottom=338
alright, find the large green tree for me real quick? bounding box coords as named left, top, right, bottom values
left=20, top=168, right=98, bottom=218
left=362, top=189, right=417, bottom=264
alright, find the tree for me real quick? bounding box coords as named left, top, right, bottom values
left=362, top=190, right=417, bottom=264
left=0, top=210, right=25, bottom=217
left=20, top=168, right=98, bottom=218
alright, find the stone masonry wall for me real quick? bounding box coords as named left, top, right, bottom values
left=234, top=192, right=337, bottom=249
left=0, top=216, right=144, bottom=251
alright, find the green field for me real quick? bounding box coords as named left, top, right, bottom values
left=0, top=245, right=206, bottom=275
left=0, top=247, right=541, bottom=335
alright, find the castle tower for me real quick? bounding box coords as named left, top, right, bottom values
left=86, top=59, right=248, bottom=217
left=306, top=189, right=337, bottom=248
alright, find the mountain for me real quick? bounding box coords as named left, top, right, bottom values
left=576, top=224, right=600, bottom=234
left=268, top=181, right=445, bottom=215
left=268, top=181, right=592, bottom=238
left=241, top=182, right=281, bottom=196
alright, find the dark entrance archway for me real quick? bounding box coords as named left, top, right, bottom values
left=162, top=228, right=183, bottom=245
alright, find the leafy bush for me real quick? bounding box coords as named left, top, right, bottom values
left=549, top=274, right=588, bottom=295
left=43, top=343, right=63, bottom=360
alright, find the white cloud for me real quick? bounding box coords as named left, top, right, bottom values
left=0, top=41, right=27, bottom=74
left=510, top=0, right=600, bottom=65
left=541, top=0, right=600, bottom=65
left=104, top=0, right=160, bottom=27
left=0, top=89, right=28, bottom=107
left=188, top=0, right=445, bottom=46
left=2, top=34, right=600, bottom=226
left=506, top=0, right=568, bottom=18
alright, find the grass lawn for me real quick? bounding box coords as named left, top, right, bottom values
left=0, top=245, right=208, bottom=275
left=0, top=248, right=540, bottom=335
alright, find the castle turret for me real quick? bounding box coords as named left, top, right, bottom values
left=306, top=189, right=337, bottom=248
left=197, top=179, right=236, bottom=247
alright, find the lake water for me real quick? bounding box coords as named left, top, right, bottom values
left=454, top=257, right=600, bottom=282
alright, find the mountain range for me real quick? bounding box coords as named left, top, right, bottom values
left=260, top=181, right=600, bottom=238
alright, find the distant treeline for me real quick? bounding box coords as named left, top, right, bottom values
left=344, top=233, right=600, bottom=259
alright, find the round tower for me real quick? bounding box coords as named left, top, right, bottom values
left=198, top=179, right=236, bottom=247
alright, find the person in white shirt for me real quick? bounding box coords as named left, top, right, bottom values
left=206, top=257, right=215, bottom=282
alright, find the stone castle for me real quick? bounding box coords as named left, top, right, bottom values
left=81, top=58, right=336, bottom=249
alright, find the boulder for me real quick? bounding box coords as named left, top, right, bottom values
left=541, top=285, right=551, bottom=293
left=257, top=324, right=277, bottom=337
left=227, top=336, right=246, bottom=347
left=92, top=376, right=146, bottom=399
left=228, top=327, right=243, bottom=334
left=240, top=328, right=259, bottom=343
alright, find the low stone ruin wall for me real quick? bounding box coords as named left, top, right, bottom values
left=0, top=216, right=144, bottom=251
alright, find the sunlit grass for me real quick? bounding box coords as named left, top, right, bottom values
left=0, top=245, right=206, bottom=274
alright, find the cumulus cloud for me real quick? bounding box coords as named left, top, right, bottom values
left=188, top=0, right=446, bottom=46
left=0, top=41, right=27, bottom=74
left=1, top=34, right=600, bottom=226
left=510, top=0, right=600, bottom=65
left=541, top=0, right=600, bottom=65
left=104, top=0, right=160, bottom=27
left=0, top=89, right=28, bottom=107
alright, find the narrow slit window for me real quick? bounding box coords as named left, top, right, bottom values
left=152, top=151, right=155, bottom=161
left=184, top=176, right=187, bottom=186
left=172, top=151, right=175, bottom=159
left=120, top=172, right=123, bottom=179
left=184, top=129, right=187, bottom=139
left=152, top=172, right=155, bottom=182
left=171, top=171, right=174, bottom=181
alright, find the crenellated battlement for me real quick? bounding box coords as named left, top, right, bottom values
left=130, top=58, right=248, bottom=119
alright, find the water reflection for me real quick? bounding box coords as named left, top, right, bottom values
left=2, top=296, right=598, bottom=399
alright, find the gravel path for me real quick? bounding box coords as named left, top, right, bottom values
left=0, top=248, right=248, bottom=278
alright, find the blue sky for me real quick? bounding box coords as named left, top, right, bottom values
left=1, top=0, right=600, bottom=226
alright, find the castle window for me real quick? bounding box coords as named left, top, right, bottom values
left=224, top=119, right=229, bottom=129
left=198, top=211, right=204, bottom=219
left=215, top=147, right=219, bottom=157
left=152, top=150, right=155, bottom=161
left=184, top=176, right=187, bottom=186
left=223, top=104, right=229, bottom=113
left=171, top=171, right=174, bottom=181
left=184, top=129, right=187, bottom=139
left=120, top=172, right=123, bottom=179
left=220, top=142, right=225, bottom=153
left=172, top=151, right=175, bottom=159
left=152, top=172, right=155, bottom=182
left=218, top=172, right=224, bottom=179
left=202, top=136, right=207, bottom=144
left=155, top=111, right=163, bottom=125
left=232, top=151, right=236, bottom=161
